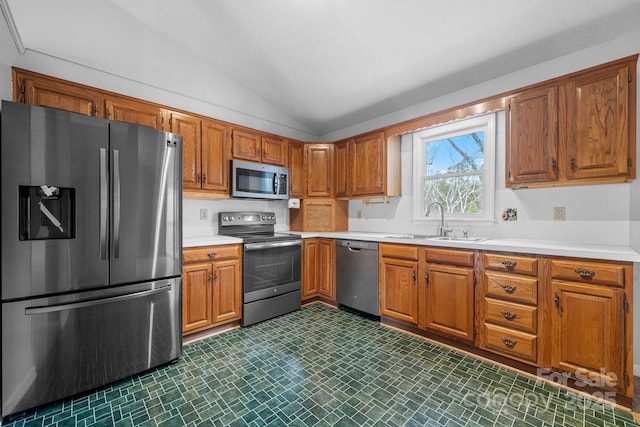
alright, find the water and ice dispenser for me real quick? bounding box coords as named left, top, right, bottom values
left=19, top=185, right=75, bottom=240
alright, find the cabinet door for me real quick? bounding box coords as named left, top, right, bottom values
left=288, top=141, right=305, bottom=197
left=318, top=239, right=336, bottom=300
left=380, top=257, right=418, bottom=324
left=306, top=144, right=333, bottom=197
left=22, top=77, right=103, bottom=117
left=302, top=239, right=319, bottom=299
left=506, top=87, right=558, bottom=185
left=424, top=264, right=475, bottom=342
left=352, top=132, right=385, bottom=196
left=334, top=140, right=350, bottom=198
left=182, top=262, right=213, bottom=334
left=565, top=65, right=631, bottom=180
left=202, top=119, right=230, bottom=192
left=262, top=136, right=287, bottom=166
left=170, top=112, right=202, bottom=190
left=551, top=281, right=624, bottom=389
left=232, top=130, right=261, bottom=162
left=105, top=97, right=166, bottom=130
left=212, top=258, right=242, bottom=324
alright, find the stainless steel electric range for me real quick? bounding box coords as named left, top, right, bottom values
left=218, top=212, right=302, bottom=326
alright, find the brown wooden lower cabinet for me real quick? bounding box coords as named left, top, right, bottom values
left=379, top=244, right=419, bottom=325
left=379, top=247, right=634, bottom=399
left=182, top=244, right=242, bottom=335
left=549, top=255, right=631, bottom=395
left=302, top=238, right=336, bottom=302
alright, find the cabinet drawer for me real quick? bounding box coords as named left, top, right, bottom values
left=550, top=259, right=626, bottom=288
left=184, top=245, right=241, bottom=263
left=484, top=298, right=537, bottom=333
left=380, top=243, right=419, bottom=261
left=426, top=248, right=475, bottom=267
left=485, top=272, right=537, bottom=304
left=484, top=324, right=537, bottom=363
left=484, top=253, right=538, bottom=276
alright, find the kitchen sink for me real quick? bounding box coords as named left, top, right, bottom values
left=429, top=236, right=489, bottom=242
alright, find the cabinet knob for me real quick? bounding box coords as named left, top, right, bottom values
left=500, top=284, right=517, bottom=294
left=208, top=252, right=217, bottom=258
left=208, top=273, right=213, bottom=282
left=501, top=337, right=517, bottom=348
left=574, top=268, right=595, bottom=279
left=203, top=173, right=207, bottom=184
left=412, top=270, right=416, bottom=282
left=501, top=310, right=517, bottom=321
left=501, top=260, right=517, bottom=269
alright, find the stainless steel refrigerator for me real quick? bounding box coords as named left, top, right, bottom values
left=0, top=100, right=183, bottom=418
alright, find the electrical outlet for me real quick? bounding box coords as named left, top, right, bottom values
left=356, top=210, right=362, bottom=219
left=553, top=207, right=566, bottom=221
left=200, top=208, right=208, bottom=221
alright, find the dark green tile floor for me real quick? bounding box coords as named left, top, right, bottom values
left=2, top=304, right=638, bottom=426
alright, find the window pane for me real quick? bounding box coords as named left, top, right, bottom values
left=424, top=175, right=483, bottom=215
left=425, top=131, right=484, bottom=176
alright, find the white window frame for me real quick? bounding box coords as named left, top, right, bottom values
left=412, top=113, right=496, bottom=223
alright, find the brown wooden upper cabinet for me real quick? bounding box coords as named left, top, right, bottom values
left=288, top=140, right=305, bottom=197
left=334, top=132, right=401, bottom=199
left=105, top=96, right=167, bottom=131
left=231, top=129, right=287, bottom=166
left=334, top=140, right=350, bottom=198
left=305, top=144, right=333, bottom=197
left=19, top=74, right=105, bottom=117
left=172, top=112, right=230, bottom=196
left=506, top=56, right=637, bottom=187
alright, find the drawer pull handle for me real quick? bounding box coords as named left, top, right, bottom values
left=574, top=268, right=595, bottom=279
left=501, top=310, right=517, bottom=320
left=500, top=284, right=517, bottom=294
left=208, top=252, right=217, bottom=258
left=501, top=260, right=517, bottom=269
left=501, top=337, right=517, bottom=348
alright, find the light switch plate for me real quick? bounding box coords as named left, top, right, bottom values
left=200, top=208, right=208, bottom=221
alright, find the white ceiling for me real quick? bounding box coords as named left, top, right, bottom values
left=4, top=0, right=640, bottom=137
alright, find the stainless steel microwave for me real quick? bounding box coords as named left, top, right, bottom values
left=231, top=159, right=289, bottom=200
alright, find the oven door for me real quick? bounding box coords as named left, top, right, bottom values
left=243, top=240, right=301, bottom=303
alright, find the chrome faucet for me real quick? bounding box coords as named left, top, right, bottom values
left=425, top=201, right=453, bottom=237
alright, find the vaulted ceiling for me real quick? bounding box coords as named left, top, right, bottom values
left=3, top=0, right=640, bottom=137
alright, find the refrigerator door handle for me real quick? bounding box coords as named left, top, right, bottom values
left=100, top=148, right=108, bottom=259
left=24, top=286, right=171, bottom=315
left=113, top=149, right=121, bottom=259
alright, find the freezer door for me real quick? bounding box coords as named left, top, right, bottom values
left=1, top=101, right=110, bottom=300
left=109, top=122, right=182, bottom=285
left=1, top=279, right=182, bottom=417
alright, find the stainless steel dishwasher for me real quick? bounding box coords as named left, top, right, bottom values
left=336, top=239, right=379, bottom=317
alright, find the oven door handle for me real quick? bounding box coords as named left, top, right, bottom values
left=244, top=239, right=303, bottom=251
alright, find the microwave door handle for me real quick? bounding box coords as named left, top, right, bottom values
left=273, top=172, right=279, bottom=195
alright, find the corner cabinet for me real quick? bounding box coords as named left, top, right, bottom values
left=305, top=144, right=334, bottom=197
left=182, top=245, right=242, bottom=335
left=506, top=55, right=637, bottom=187
left=302, top=238, right=336, bottom=302
left=379, top=244, right=419, bottom=325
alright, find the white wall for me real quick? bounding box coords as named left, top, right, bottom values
left=183, top=198, right=289, bottom=238
left=0, top=8, right=21, bottom=100
left=349, top=112, right=632, bottom=246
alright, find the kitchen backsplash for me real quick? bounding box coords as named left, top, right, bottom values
left=183, top=198, right=289, bottom=239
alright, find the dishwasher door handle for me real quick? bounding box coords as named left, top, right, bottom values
left=347, top=247, right=362, bottom=252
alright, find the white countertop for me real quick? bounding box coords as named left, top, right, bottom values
left=184, top=231, right=640, bottom=262
left=183, top=235, right=242, bottom=248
